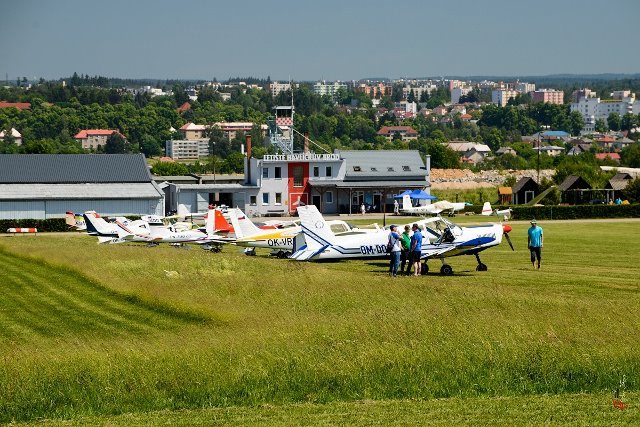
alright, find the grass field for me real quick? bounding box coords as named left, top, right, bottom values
left=1, top=218, right=639, bottom=425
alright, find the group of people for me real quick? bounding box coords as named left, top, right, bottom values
left=386, top=219, right=545, bottom=276
left=387, top=223, right=424, bottom=277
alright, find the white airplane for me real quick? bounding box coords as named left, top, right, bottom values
left=228, top=208, right=381, bottom=257
left=481, top=202, right=513, bottom=221
left=400, top=195, right=470, bottom=216
left=291, top=205, right=514, bottom=274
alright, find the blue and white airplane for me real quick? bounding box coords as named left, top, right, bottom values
left=291, top=205, right=514, bottom=275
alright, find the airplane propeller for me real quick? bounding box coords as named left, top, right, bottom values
left=502, top=224, right=514, bottom=251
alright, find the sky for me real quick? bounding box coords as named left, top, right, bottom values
left=1, top=0, right=638, bottom=82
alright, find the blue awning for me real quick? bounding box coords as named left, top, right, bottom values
left=394, top=189, right=437, bottom=200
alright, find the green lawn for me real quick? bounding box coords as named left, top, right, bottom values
left=1, top=220, right=639, bottom=425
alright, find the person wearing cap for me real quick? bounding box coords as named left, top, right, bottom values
left=410, top=223, right=423, bottom=276
left=527, top=219, right=544, bottom=269
left=387, top=225, right=402, bottom=277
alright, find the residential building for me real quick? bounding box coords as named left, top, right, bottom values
left=0, top=154, right=163, bottom=219
left=376, top=126, right=418, bottom=141
left=445, top=141, right=492, bottom=163
left=570, top=91, right=639, bottom=132
left=402, top=85, right=436, bottom=101
left=491, top=89, right=519, bottom=107
left=74, top=129, right=124, bottom=150
left=179, top=123, right=207, bottom=140
left=571, top=88, right=595, bottom=103
left=595, top=152, right=621, bottom=163
left=0, top=128, right=22, bottom=145
left=496, top=147, right=517, bottom=156
left=533, top=145, right=565, bottom=156
left=515, top=82, right=536, bottom=93
left=451, top=87, right=471, bottom=104
left=355, top=82, right=391, bottom=98
left=165, top=139, right=210, bottom=160
left=312, top=81, right=347, bottom=98
left=532, top=89, right=564, bottom=104
left=269, top=81, right=292, bottom=97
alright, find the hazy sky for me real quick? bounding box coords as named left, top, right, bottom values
left=1, top=0, right=638, bottom=81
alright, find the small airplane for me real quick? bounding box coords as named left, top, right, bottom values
left=291, top=205, right=514, bottom=275
left=481, top=202, right=513, bottom=221
left=228, top=207, right=381, bottom=257
left=401, top=195, right=470, bottom=216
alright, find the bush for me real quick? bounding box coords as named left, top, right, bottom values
left=0, top=218, right=68, bottom=232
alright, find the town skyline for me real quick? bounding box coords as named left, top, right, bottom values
left=2, top=0, right=638, bottom=81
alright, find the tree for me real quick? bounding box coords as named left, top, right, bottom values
left=607, top=112, right=621, bottom=132
left=140, top=134, right=163, bottom=157
left=105, top=132, right=128, bottom=154
left=621, top=143, right=640, bottom=168
left=622, top=177, right=640, bottom=203
left=621, top=113, right=638, bottom=132
left=595, top=118, right=608, bottom=133
left=407, top=89, right=416, bottom=103
left=569, top=111, right=585, bottom=136
left=150, top=161, right=188, bottom=176
left=220, top=151, right=245, bottom=173
left=22, top=139, right=55, bottom=154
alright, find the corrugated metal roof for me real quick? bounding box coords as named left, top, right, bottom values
left=175, top=184, right=259, bottom=190
left=0, top=183, right=163, bottom=200
left=607, top=179, right=630, bottom=191
left=558, top=175, right=591, bottom=191
left=0, top=154, right=152, bottom=183
left=512, top=177, right=537, bottom=194
left=336, top=150, right=427, bottom=179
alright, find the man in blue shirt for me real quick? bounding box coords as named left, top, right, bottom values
left=410, top=223, right=423, bottom=276
left=527, top=219, right=544, bottom=269
left=387, top=225, right=402, bottom=277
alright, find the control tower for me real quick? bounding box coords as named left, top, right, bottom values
left=268, top=105, right=295, bottom=155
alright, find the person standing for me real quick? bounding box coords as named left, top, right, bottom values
left=400, top=224, right=412, bottom=275
left=527, top=219, right=544, bottom=269
left=387, top=225, right=402, bottom=277
left=361, top=203, right=366, bottom=215
left=410, top=223, right=423, bottom=276
left=394, top=199, right=399, bottom=215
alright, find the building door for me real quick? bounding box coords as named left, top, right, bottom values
left=524, top=190, right=535, bottom=204
left=312, top=195, right=321, bottom=208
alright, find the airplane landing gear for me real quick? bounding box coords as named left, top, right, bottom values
left=439, top=259, right=453, bottom=275
left=243, top=248, right=257, bottom=256
left=475, top=254, right=488, bottom=271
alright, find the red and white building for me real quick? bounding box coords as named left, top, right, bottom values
left=74, top=129, right=125, bottom=150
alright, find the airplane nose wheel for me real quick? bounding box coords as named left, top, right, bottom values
left=475, top=254, right=488, bottom=271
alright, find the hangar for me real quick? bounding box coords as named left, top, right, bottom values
left=0, top=154, right=164, bottom=219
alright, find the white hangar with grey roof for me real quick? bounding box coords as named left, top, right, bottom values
left=0, top=154, right=164, bottom=219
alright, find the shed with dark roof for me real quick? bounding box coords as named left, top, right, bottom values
left=0, top=154, right=164, bottom=219
left=511, top=176, right=539, bottom=204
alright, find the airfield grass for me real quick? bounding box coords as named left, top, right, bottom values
left=0, top=219, right=639, bottom=424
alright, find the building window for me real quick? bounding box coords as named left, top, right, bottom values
left=313, top=166, right=319, bottom=177
left=353, top=166, right=361, bottom=172
left=262, top=167, right=269, bottom=178
left=402, top=165, right=411, bottom=171
left=250, top=195, right=257, bottom=205
left=325, top=166, right=332, bottom=176
left=262, top=193, right=269, bottom=205
left=275, top=193, right=282, bottom=205
left=293, top=166, right=304, bottom=187
left=325, top=191, right=333, bottom=204
left=274, top=166, right=282, bottom=179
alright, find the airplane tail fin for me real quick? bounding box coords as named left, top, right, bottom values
left=481, top=202, right=493, bottom=216
left=402, top=194, right=412, bottom=211
left=227, top=208, right=260, bottom=238
left=176, top=204, right=190, bottom=218
left=214, top=210, right=233, bottom=233
left=65, top=212, right=76, bottom=228
left=83, top=211, right=115, bottom=235
left=291, top=205, right=333, bottom=260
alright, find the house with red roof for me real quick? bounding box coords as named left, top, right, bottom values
left=595, top=152, right=620, bottom=163
left=0, top=102, right=31, bottom=110
left=376, top=126, right=418, bottom=141
left=74, top=129, right=125, bottom=150
left=176, top=102, right=191, bottom=113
